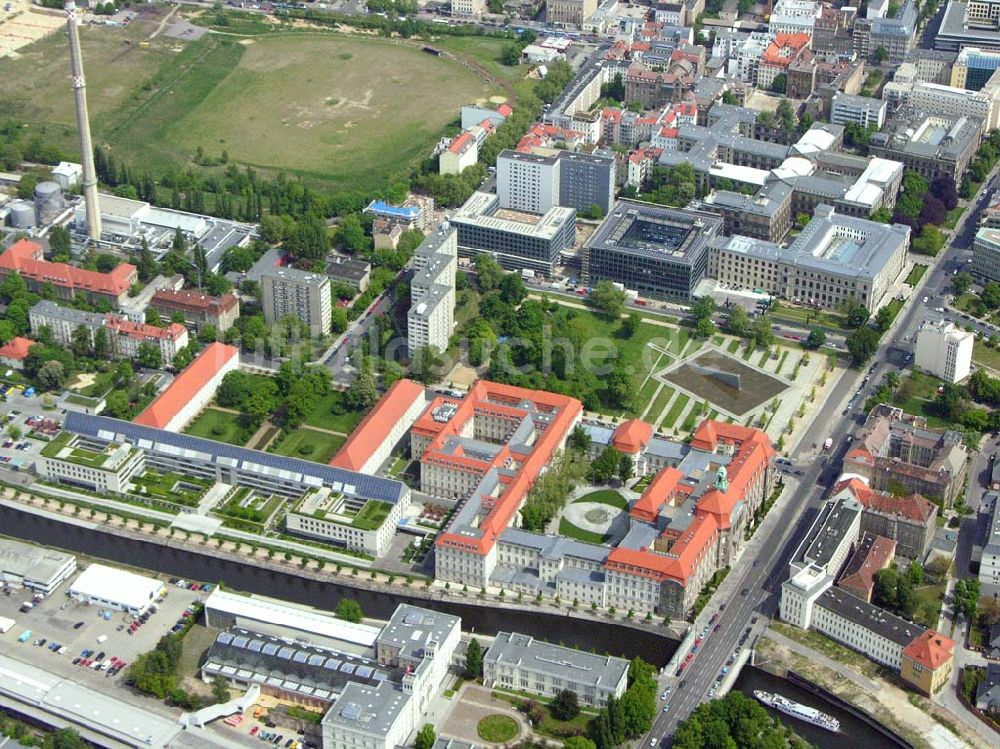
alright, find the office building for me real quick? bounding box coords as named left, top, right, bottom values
left=134, top=343, right=240, bottom=432
left=497, top=149, right=616, bottom=216
left=451, top=191, right=577, bottom=275
left=0, top=539, right=76, bottom=595
left=915, top=319, right=974, bottom=383
left=407, top=226, right=457, bottom=355
left=953, top=46, right=1000, bottom=88
left=832, top=93, right=888, bottom=129
left=844, top=404, right=968, bottom=507
left=869, top=109, right=983, bottom=186
left=261, top=267, right=332, bottom=336
left=709, top=205, right=910, bottom=313
left=853, top=0, right=918, bottom=63
left=547, top=0, right=597, bottom=27
left=29, top=300, right=189, bottom=364
left=483, top=632, right=629, bottom=707
left=883, top=80, right=1000, bottom=130
left=149, top=289, right=240, bottom=333
left=938, top=1, right=1000, bottom=52
left=969, top=0, right=1000, bottom=28
left=584, top=200, right=723, bottom=301
left=973, top=226, right=1000, bottom=281
left=451, top=0, right=485, bottom=16
left=0, top=239, right=136, bottom=306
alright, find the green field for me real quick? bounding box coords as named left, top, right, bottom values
left=974, top=339, right=1000, bottom=371
left=661, top=393, right=690, bottom=429
left=185, top=407, right=253, bottom=446
left=0, top=20, right=496, bottom=190
left=268, top=427, right=345, bottom=463
left=646, top=385, right=675, bottom=423
left=304, top=390, right=368, bottom=434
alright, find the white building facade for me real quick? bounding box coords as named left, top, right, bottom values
left=915, top=319, right=974, bottom=383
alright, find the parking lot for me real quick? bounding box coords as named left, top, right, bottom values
left=0, top=565, right=205, bottom=692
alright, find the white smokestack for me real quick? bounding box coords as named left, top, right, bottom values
left=65, top=0, right=101, bottom=240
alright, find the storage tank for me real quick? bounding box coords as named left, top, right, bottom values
left=9, top=200, right=36, bottom=229
left=34, top=180, right=64, bottom=225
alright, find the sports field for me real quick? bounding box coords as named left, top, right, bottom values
left=0, top=18, right=496, bottom=189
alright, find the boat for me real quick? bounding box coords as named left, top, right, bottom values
left=753, top=690, right=840, bottom=733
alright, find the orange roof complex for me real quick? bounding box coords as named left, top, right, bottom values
left=612, top=419, right=653, bottom=454
left=434, top=381, right=583, bottom=556
left=0, top=239, right=136, bottom=300
left=135, top=342, right=239, bottom=431
left=903, top=631, right=955, bottom=671
left=0, top=336, right=36, bottom=362
left=329, top=379, right=427, bottom=471
left=761, top=33, right=811, bottom=68
left=834, top=478, right=936, bottom=523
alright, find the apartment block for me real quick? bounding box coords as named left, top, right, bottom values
left=915, top=319, right=974, bottom=383
left=979, top=491, right=1000, bottom=597
left=261, top=267, right=332, bottom=336
left=831, top=93, right=888, bottom=129
left=497, top=149, right=616, bottom=216
left=547, top=0, right=597, bottom=27
left=407, top=226, right=457, bottom=355
left=149, top=289, right=240, bottom=333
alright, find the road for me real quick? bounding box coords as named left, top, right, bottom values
left=653, top=171, right=999, bottom=742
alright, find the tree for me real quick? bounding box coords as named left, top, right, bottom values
left=690, top=296, right=715, bottom=321
left=953, top=271, right=974, bottom=296
left=93, top=326, right=110, bottom=360
left=137, top=341, right=163, bottom=369
left=770, top=73, right=787, bottom=94
left=217, top=370, right=252, bottom=407
left=331, top=306, right=349, bottom=334
left=694, top=316, right=715, bottom=339
left=48, top=225, right=71, bottom=258
left=618, top=452, right=634, bottom=483
left=415, top=724, right=436, bottom=749
left=569, top=424, right=590, bottom=453
left=804, top=328, right=827, bottom=349
left=336, top=214, right=369, bottom=254
left=550, top=689, right=581, bottom=721
left=285, top=215, right=329, bottom=261
left=751, top=315, right=774, bottom=347
left=335, top=598, right=363, bottom=623
left=37, top=359, right=65, bottom=390
left=500, top=42, right=521, bottom=66
left=591, top=445, right=622, bottom=483
left=845, top=303, right=870, bottom=329
left=591, top=280, right=626, bottom=318
left=499, top=272, right=526, bottom=305
left=621, top=312, right=640, bottom=337
left=875, top=45, right=889, bottom=63
left=465, top=637, right=484, bottom=679
left=71, top=324, right=92, bottom=358
left=726, top=305, right=751, bottom=337
left=211, top=675, right=230, bottom=704
left=474, top=254, right=504, bottom=291
left=846, top=326, right=880, bottom=366
left=347, top=360, right=378, bottom=409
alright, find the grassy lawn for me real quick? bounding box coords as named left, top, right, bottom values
left=944, top=206, right=965, bottom=229
left=351, top=499, right=393, bottom=531
left=303, top=390, right=368, bottom=434
left=131, top=470, right=211, bottom=506
left=491, top=691, right=594, bottom=738
left=268, top=427, right=345, bottom=463
left=662, top=393, right=690, bottom=429
left=635, top=375, right=664, bottom=416
left=431, top=35, right=528, bottom=82
left=974, top=339, right=1000, bottom=371
left=477, top=715, right=519, bottom=743
left=646, top=385, right=675, bottom=422
left=726, top=338, right=741, bottom=353
left=912, top=583, right=946, bottom=629
left=905, top=265, right=928, bottom=285
left=558, top=517, right=610, bottom=544
left=573, top=489, right=627, bottom=508
left=185, top=407, right=254, bottom=446
left=0, top=24, right=496, bottom=190
left=757, top=349, right=771, bottom=367
left=771, top=302, right=848, bottom=332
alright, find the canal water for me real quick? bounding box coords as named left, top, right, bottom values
left=734, top=667, right=906, bottom=749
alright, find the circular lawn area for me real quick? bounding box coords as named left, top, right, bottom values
left=574, top=489, right=628, bottom=508
left=477, top=715, right=519, bottom=743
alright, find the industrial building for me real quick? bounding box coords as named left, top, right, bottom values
left=261, top=266, right=332, bottom=336
left=483, top=631, right=629, bottom=706
left=583, top=200, right=723, bottom=301
left=134, top=342, right=240, bottom=431
left=407, top=226, right=458, bottom=355
left=68, top=564, right=165, bottom=616
left=914, top=319, right=975, bottom=383
left=450, top=191, right=577, bottom=275
left=708, top=205, right=911, bottom=314
left=0, top=539, right=76, bottom=594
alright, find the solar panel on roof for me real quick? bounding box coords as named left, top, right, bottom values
left=340, top=662, right=355, bottom=674
left=262, top=643, right=279, bottom=656
left=324, top=659, right=343, bottom=670
left=308, top=655, right=325, bottom=666
left=248, top=640, right=264, bottom=652
left=278, top=647, right=295, bottom=659
left=217, top=633, right=234, bottom=645
left=232, top=636, right=249, bottom=648
left=292, top=651, right=308, bottom=663
left=355, top=665, right=373, bottom=678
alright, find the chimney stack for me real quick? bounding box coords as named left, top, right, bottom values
left=65, top=0, right=101, bottom=241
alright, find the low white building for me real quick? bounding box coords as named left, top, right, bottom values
left=50, top=162, right=82, bottom=190
left=35, top=431, right=145, bottom=495
left=915, top=319, right=974, bottom=383
left=285, top=487, right=408, bottom=557
left=68, top=564, right=165, bottom=616
left=0, top=539, right=77, bottom=595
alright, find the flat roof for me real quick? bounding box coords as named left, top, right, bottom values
left=452, top=192, right=576, bottom=240
left=0, top=539, right=75, bottom=585
left=69, top=564, right=164, bottom=610
left=204, top=589, right=379, bottom=648
left=586, top=199, right=722, bottom=266
left=321, top=680, right=409, bottom=736
left=0, top=654, right=181, bottom=747
left=377, top=604, right=460, bottom=662
left=804, top=498, right=862, bottom=569
left=485, top=631, right=629, bottom=690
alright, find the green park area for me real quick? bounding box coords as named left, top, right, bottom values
left=130, top=471, right=212, bottom=507
left=974, top=339, right=1000, bottom=371
left=557, top=490, right=628, bottom=544
left=268, top=427, right=345, bottom=463
left=184, top=407, right=255, bottom=446
left=0, top=21, right=496, bottom=190
left=303, top=390, right=367, bottom=435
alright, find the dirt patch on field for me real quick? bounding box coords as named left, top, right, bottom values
left=0, top=0, right=64, bottom=59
